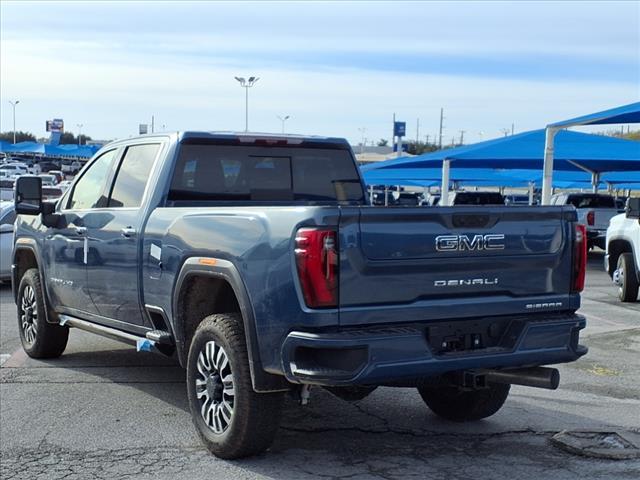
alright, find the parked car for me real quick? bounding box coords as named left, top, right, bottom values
left=21, top=159, right=42, bottom=175
left=420, top=193, right=441, bottom=206
left=0, top=163, right=28, bottom=178
left=38, top=174, right=59, bottom=186
left=58, top=180, right=72, bottom=192
left=505, top=194, right=535, bottom=206
left=11, top=131, right=588, bottom=459
left=61, top=159, right=82, bottom=175
left=551, top=193, right=623, bottom=250
left=48, top=170, right=65, bottom=183
left=450, top=191, right=505, bottom=205
left=38, top=160, right=61, bottom=172
left=605, top=197, right=640, bottom=302
left=0, top=202, right=16, bottom=281
left=42, top=186, right=63, bottom=200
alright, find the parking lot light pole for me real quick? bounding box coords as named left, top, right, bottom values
left=277, top=115, right=290, bottom=134
left=77, top=123, right=83, bottom=145
left=235, top=76, right=259, bottom=132
left=9, top=100, right=20, bottom=144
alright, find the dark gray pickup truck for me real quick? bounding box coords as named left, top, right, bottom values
left=11, top=131, right=588, bottom=458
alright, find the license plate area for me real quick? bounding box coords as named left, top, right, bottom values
left=426, top=317, right=525, bottom=357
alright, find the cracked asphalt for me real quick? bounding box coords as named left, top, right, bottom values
left=1, top=250, right=639, bottom=479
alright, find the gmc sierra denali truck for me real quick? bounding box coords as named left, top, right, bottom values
left=12, top=132, right=588, bottom=459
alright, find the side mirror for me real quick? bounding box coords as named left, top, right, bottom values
left=625, top=197, right=640, bottom=219
left=15, top=176, right=43, bottom=215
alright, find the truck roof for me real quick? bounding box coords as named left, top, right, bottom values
left=105, top=131, right=351, bottom=149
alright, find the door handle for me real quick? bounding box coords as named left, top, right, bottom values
left=121, top=227, right=136, bottom=238
left=73, top=226, right=87, bottom=235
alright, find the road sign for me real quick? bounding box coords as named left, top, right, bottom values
left=394, top=121, right=406, bottom=137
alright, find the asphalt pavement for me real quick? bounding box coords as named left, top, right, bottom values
left=0, top=250, right=638, bottom=479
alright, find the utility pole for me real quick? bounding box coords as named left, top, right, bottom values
left=425, top=134, right=430, bottom=145
left=77, top=124, right=83, bottom=145
left=459, top=130, right=465, bottom=145
left=438, top=107, right=444, bottom=149
left=358, top=127, right=367, bottom=154
left=9, top=100, right=20, bottom=144
left=511, top=122, right=515, bottom=135
left=392, top=112, right=396, bottom=148
left=500, top=128, right=510, bottom=137
left=416, top=118, right=420, bottom=144
left=151, top=115, right=155, bottom=133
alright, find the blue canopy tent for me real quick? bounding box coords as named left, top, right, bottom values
left=363, top=129, right=640, bottom=205
left=0, top=141, right=100, bottom=158
left=542, top=102, right=640, bottom=204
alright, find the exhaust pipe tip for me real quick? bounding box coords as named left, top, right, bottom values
left=485, top=367, right=560, bottom=390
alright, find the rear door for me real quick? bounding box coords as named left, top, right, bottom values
left=338, top=206, right=577, bottom=326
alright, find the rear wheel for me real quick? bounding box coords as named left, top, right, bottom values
left=186, top=313, right=284, bottom=459
left=614, top=253, right=639, bottom=302
left=417, top=382, right=510, bottom=422
left=17, top=268, right=69, bottom=358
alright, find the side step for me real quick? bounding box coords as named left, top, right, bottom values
left=59, top=315, right=174, bottom=356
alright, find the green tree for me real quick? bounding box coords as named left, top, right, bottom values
left=59, top=132, right=92, bottom=145
left=377, top=138, right=389, bottom=147
left=0, top=131, right=36, bottom=143
left=406, top=140, right=440, bottom=155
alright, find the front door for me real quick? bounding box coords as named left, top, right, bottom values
left=45, top=148, right=119, bottom=316
left=86, top=142, right=162, bottom=327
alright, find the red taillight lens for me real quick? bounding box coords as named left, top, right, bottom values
left=572, top=224, right=587, bottom=293
left=586, top=210, right=595, bottom=226
left=295, top=228, right=338, bottom=308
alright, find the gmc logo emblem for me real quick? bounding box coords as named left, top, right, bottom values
left=435, top=234, right=505, bottom=252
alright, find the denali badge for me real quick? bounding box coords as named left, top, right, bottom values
left=434, top=278, right=498, bottom=287
left=435, top=234, right=505, bottom=252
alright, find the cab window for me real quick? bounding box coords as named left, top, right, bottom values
left=67, top=149, right=118, bottom=210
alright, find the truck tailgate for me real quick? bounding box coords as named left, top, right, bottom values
left=338, top=206, right=580, bottom=326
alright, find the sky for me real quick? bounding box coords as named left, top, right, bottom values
left=1, top=1, right=639, bottom=145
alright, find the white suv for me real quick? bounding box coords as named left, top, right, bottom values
left=605, top=198, right=640, bottom=302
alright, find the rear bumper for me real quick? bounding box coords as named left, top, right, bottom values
left=586, top=229, right=606, bottom=247
left=281, top=313, right=587, bottom=386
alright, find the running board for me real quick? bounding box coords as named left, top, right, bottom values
left=59, top=315, right=174, bottom=355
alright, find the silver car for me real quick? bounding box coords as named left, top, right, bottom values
left=0, top=202, right=16, bottom=282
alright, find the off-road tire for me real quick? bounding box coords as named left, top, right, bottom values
left=186, top=313, right=284, bottom=459
left=17, top=268, right=68, bottom=358
left=418, top=382, right=510, bottom=422
left=617, top=253, right=639, bottom=302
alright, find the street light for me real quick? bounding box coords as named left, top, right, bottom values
left=234, top=76, right=259, bottom=132
left=277, top=115, right=290, bottom=134
left=77, top=123, right=83, bottom=145
left=8, top=100, right=20, bottom=144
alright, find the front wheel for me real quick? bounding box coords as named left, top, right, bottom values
left=17, top=268, right=69, bottom=358
left=186, top=313, right=284, bottom=459
left=614, top=253, right=639, bottom=303
left=417, top=382, right=510, bottom=422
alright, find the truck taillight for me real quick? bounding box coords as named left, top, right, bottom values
left=572, top=224, right=587, bottom=293
left=295, top=228, right=338, bottom=308
left=586, top=211, right=595, bottom=226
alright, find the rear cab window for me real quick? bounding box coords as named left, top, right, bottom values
left=167, top=143, right=364, bottom=205
left=566, top=195, right=615, bottom=209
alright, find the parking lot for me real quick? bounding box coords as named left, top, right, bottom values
left=0, top=250, right=638, bottom=480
